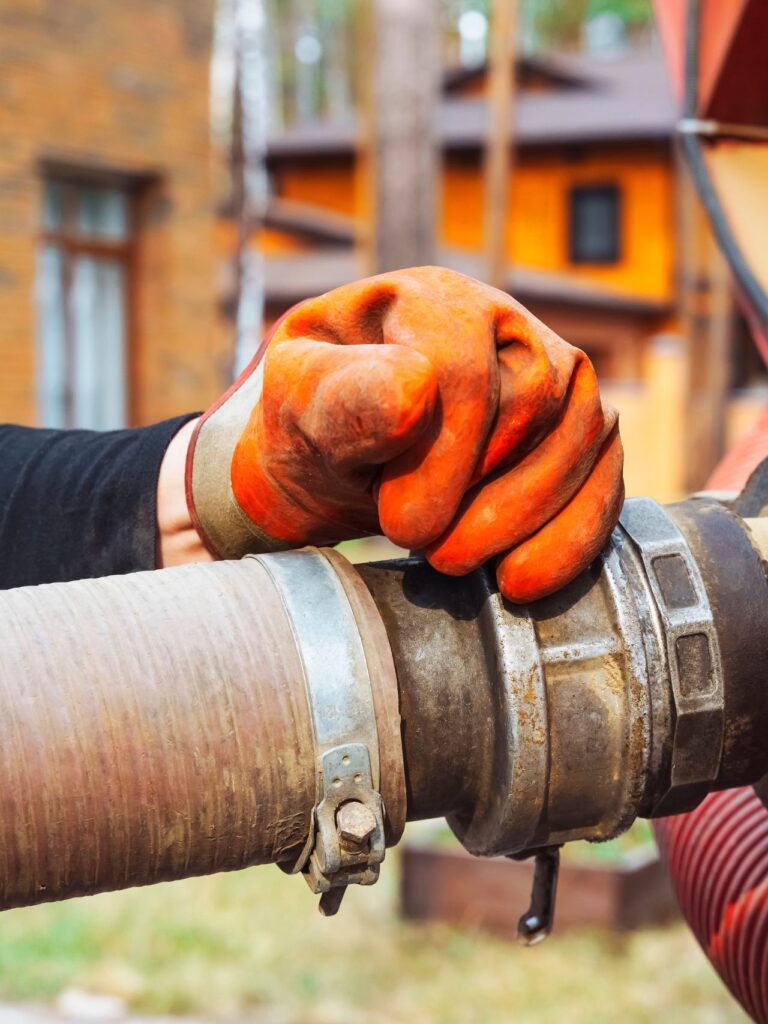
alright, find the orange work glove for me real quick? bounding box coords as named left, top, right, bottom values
left=186, top=267, right=623, bottom=603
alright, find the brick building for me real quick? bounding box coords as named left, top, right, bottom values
left=0, top=0, right=226, bottom=429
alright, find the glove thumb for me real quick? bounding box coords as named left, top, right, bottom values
left=271, top=338, right=439, bottom=473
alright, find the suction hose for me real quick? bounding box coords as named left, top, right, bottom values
left=0, top=549, right=406, bottom=908
left=656, top=790, right=768, bottom=1022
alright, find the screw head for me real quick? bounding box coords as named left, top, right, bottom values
left=336, top=801, right=377, bottom=845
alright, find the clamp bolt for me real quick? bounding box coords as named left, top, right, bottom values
left=336, top=801, right=377, bottom=845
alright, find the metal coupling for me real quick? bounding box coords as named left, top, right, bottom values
left=443, top=497, right=742, bottom=855
left=619, top=499, right=725, bottom=815
left=361, top=491, right=768, bottom=941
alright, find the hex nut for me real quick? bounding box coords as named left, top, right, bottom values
left=336, top=801, right=377, bottom=845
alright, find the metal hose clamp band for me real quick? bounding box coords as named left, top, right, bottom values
left=254, top=548, right=391, bottom=909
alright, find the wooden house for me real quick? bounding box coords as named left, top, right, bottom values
left=248, top=50, right=767, bottom=498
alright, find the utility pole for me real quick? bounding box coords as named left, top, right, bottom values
left=484, top=0, right=518, bottom=291
left=677, top=152, right=733, bottom=491
left=706, top=243, right=732, bottom=476
left=362, top=0, right=440, bottom=274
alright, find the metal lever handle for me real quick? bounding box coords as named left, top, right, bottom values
left=514, top=846, right=561, bottom=946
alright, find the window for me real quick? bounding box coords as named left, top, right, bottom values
left=568, top=184, right=620, bottom=264
left=37, top=178, right=133, bottom=429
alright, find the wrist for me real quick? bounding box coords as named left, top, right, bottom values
left=187, top=372, right=290, bottom=560
left=157, top=417, right=214, bottom=568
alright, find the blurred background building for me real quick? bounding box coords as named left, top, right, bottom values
left=0, top=0, right=227, bottom=429
left=1, top=0, right=766, bottom=501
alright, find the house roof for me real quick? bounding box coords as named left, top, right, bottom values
left=262, top=247, right=672, bottom=316
left=442, top=52, right=594, bottom=94
left=264, top=197, right=355, bottom=245
left=267, top=51, right=677, bottom=159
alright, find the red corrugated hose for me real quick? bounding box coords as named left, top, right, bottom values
left=655, top=789, right=768, bottom=1021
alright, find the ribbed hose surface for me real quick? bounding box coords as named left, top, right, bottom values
left=0, top=559, right=316, bottom=908
left=655, top=789, right=768, bottom=1023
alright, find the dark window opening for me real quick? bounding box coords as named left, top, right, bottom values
left=569, top=184, right=621, bottom=264
left=37, top=177, right=135, bottom=430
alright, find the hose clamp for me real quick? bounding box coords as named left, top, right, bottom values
left=255, top=548, right=393, bottom=915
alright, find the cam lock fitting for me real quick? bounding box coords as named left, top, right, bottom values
left=359, top=493, right=768, bottom=941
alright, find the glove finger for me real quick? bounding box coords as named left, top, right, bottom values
left=496, top=427, right=625, bottom=603
left=471, top=310, right=579, bottom=484
left=426, top=358, right=615, bottom=575
left=274, top=276, right=399, bottom=347
left=378, top=294, right=499, bottom=550
left=275, top=268, right=500, bottom=550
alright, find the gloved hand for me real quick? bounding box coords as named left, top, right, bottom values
left=186, top=266, right=623, bottom=603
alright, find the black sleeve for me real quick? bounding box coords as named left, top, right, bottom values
left=0, top=416, right=197, bottom=590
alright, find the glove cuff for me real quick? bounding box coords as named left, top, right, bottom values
left=185, top=357, right=291, bottom=560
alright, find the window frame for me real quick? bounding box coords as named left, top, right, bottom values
left=568, top=182, right=622, bottom=266
left=38, top=173, right=139, bottom=429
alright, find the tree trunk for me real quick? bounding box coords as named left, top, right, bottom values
left=484, top=0, right=518, bottom=291
left=363, top=0, right=440, bottom=274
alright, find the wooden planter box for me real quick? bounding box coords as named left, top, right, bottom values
left=401, top=843, right=678, bottom=938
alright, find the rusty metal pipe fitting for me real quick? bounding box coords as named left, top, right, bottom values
left=0, top=496, right=766, bottom=914
left=359, top=496, right=768, bottom=855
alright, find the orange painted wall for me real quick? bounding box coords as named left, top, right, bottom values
left=273, top=161, right=358, bottom=217
left=269, top=143, right=676, bottom=301
left=260, top=228, right=315, bottom=254
left=441, top=146, right=675, bottom=300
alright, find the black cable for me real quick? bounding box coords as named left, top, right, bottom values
left=680, top=0, right=768, bottom=333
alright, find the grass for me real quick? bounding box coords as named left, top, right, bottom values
left=0, top=831, right=748, bottom=1023
left=409, top=818, right=658, bottom=863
